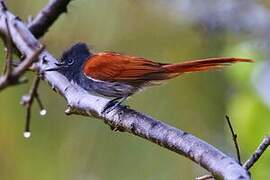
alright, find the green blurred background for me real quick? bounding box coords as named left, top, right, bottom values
left=0, top=0, right=269, bottom=179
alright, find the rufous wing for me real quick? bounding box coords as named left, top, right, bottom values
left=83, top=52, right=167, bottom=83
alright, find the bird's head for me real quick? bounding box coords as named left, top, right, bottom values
left=46, top=43, right=91, bottom=81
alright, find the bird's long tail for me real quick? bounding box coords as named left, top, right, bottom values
left=162, top=57, right=253, bottom=78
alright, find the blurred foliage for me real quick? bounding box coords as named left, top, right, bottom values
left=0, top=0, right=268, bottom=179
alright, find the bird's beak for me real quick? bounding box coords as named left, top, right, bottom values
left=45, top=62, right=68, bottom=71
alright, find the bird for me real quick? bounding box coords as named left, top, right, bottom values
left=46, top=43, right=253, bottom=113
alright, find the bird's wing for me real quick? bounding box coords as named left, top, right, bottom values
left=83, top=52, right=167, bottom=83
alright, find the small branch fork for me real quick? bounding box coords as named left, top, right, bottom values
left=197, top=115, right=242, bottom=180
left=0, top=0, right=72, bottom=91
left=0, top=32, right=45, bottom=90
left=0, top=0, right=72, bottom=134
left=226, top=117, right=270, bottom=171
left=197, top=117, right=270, bottom=180
left=20, top=75, right=46, bottom=138
left=0, top=19, right=45, bottom=135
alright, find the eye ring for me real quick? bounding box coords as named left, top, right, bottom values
left=67, top=59, right=74, bottom=66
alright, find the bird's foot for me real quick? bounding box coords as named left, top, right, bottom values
left=102, top=97, right=127, bottom=114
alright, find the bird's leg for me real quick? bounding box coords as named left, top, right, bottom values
left=102, top=96, right=127, bottom=114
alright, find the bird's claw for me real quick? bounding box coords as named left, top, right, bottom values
left=102, top=100, right=119, bottom=114
left=101, top=97, right=127, bottom=114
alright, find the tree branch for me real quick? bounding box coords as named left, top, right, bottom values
left=20, top=75, right=44, bottom=138
left=226, top=115, right=242, bottom=165
left=0, top=0, right=72, bottom=90
left=3, top=16, right=12, bottom=76
left=0, top=2, right=251, bottom=180
left=0, top=44, right=44, bottom=90
left=28, top=0, right=73, bottom=38
left=243, top=136, right=270, bottom=170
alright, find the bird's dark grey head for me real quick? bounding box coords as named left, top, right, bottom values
left=47, top=42, right=91, bottom=82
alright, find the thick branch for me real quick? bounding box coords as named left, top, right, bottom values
left=28, top=0, right=72, bottom=38
left=0, top=2, right=250, bottom=180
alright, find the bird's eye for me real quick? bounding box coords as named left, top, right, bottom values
left=67, top=59, right=74, bottom=66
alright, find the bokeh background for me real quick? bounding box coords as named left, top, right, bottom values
left=0, top=0, right=269, bottom=179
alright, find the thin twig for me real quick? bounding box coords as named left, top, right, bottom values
left=35, top=91, right=45, bottom=112
left=243, top=136, right=270, bottom=170
left=226, top=115, right=242, bottom=165
left=21, top=76, right=41, bottom=138
left=196, top=174, right=214, bottom=180
left=34, top=79, right=46, bottom=116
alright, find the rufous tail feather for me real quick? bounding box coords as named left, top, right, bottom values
left=162, top=57, right=253, bottom=78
